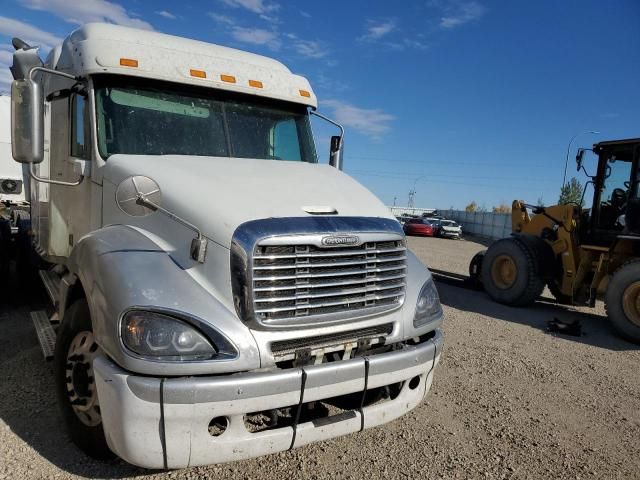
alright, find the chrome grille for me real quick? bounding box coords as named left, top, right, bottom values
left=252, top=239, right=407, bottom=324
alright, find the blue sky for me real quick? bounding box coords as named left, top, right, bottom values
left=0, top=0, right=638, bottom=209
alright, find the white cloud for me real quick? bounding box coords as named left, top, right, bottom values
left=357, top=19, right=426, bottom=51
left=312, top=73, right=349, bottom=93
left=209, top=13, right=236, bottom=26
left=23, top=0, right=154, bottom=30
left=231, top=27, right=280, bottom=50
left=360, top=19, right=397, bottom=41
left=0, top=16, right=62, bottom=49
left=155, top=10, right=176, bottom=20
left=292, top=39, right=328, bottom=59
left=0, top=45, right=14, bottom=92
left=221, top=0, right=279, bottom=15
left=439, top=1, right=486, bottom=28
left=385, top=37, right=429, bottom=51
left=210, top=12, right=326, bottom=58
left=322, top=99, right=394, bottom=138
left=299, top=10, right=311, bottom=19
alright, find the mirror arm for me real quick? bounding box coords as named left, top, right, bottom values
left=137, top=193, right=203, bottom=239
left=29, top=163, right=84, bottom=186
left=310, top=110, right=345, bottom=170
left=310, top=110, right=345, bottom=143
left=135, top=192, right=208, bottom=263
left=22, top=67, right=87, bottom=185
left=29, top=66, right=79, bottom=82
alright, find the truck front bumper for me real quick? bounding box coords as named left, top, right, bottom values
left=93, top=330, right=442, bottom=469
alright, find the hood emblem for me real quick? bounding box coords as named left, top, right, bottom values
left=321, top=235, right=360, bottom=247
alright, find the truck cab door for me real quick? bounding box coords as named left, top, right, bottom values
left=45, top=90, right=93, bottom=260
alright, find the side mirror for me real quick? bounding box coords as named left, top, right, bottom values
left=329, top=135, right=343, bottom=170
left=11, top=79, right=44, bottom=164
left=575, top=149, right=584, bottom=171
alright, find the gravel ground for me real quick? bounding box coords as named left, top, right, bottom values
left=1, top=235, right=639, bottom=479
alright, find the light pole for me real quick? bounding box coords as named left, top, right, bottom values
left=563, top=131, right=600, bottom=188
left=408, top=175, right=426, bottom=209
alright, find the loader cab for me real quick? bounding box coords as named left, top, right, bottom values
left=586, top=139, right=640, bottom=245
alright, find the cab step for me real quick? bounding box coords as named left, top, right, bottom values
left=31, top=310, right=56, bottom=360
left=39, top=269, right=62, bottom=307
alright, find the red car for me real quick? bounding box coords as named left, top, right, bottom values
left=403, top=218, right=435, bottom=236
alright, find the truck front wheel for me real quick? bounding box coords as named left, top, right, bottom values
left=54, top=299, right=113, bottom=459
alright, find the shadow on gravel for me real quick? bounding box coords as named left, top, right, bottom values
left=435, top=281, right=640, bottom=352
left=0, top=287, right=156, bottom=478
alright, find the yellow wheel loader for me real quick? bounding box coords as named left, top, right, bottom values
left=473, top=139, right=640, bottom=343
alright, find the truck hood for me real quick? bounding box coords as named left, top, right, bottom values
left=102, top=155, right=394, bottom=249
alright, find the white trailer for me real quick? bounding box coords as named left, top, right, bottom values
left=8, top=23, right=443, bottom=469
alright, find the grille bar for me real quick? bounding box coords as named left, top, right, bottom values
left=254, top=290, right=404, bottom=314
left=252, top=255, right=407, bottom=271
left=254, top=282, right=407, bottom=303
left=253, top=273, right=407, bottom=292
left=252, top=238, right=406, bottom=324
left=254, top=264, right=406, bottom=281
left=254, top=246, right=406, bottom=260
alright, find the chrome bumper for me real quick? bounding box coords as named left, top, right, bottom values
left=94, top=330, right=443, bottom=469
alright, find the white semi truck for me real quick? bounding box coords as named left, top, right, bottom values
left=0, top=94, right=30, bottom=284
left=9, top=23, right=443, bottom=469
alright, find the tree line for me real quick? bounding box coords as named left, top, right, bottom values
left=464, top=177, right=584, bottom=213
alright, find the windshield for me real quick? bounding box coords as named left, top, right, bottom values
left=94, top=76, right=317, bottom=162
left=442, top=221, right=457, bottom=227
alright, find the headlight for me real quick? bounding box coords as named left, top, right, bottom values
left=121, top=310, right=218, bottom=361
left=413, top=278, right=443, bottom=327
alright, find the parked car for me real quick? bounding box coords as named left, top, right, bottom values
left=434, top=219, right=462, bottom=239
left=403, top=218, right=436, bottom=236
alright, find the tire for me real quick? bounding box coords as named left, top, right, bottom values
left=481, top=238, right=545, bottom=306
left=605, top=259, right=640, bottom=344
left=468, top=250, right=486, bottom=288
left=54, top=299, right=113, bottom=459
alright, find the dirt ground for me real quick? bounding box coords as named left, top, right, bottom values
left=0, top=235, right=638, bottom=479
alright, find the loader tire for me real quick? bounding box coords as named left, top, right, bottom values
left=54, top=299, right=113, bottom=460
left=605, top=259, right=640, bottom=344
left=481, top=238, right=545, bottom=306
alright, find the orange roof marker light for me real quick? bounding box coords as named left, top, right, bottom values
left=119, top=58, right=138, bottom=68
left=220, top=74, right=236, bottom=83
left=190, top=69, right=207, bottom=78
left=299, top=89, right=311, bottom=98
left=248, top=79, right=263, bottom=88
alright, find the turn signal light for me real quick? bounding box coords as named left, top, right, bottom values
left=190, top=69, right=206, bottom=78
left=119, top=58, right=138, bottom=68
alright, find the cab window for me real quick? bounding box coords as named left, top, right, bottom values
left=271, top=119, right=302, bottom=161
left=70, top=94, right=89, bottom=159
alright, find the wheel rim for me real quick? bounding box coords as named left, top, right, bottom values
left=491, top=254, right=517, bottom=289
left=622, top=281, right=640, bottom=327
left=66, top=331, right=102, bottom=427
